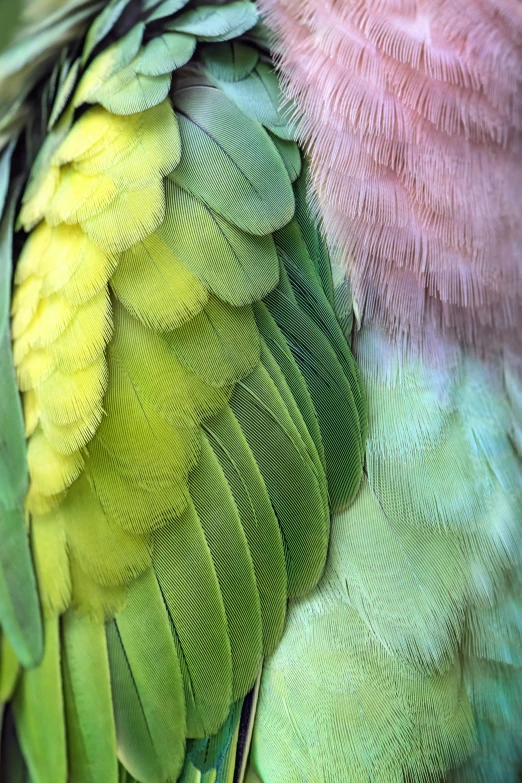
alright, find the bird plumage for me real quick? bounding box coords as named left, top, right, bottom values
left=0, top=1, right=521, bottom=782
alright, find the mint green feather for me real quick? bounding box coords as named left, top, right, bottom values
left=170, top=85, right=294, bottom=235
left=167, top=3, right=258, bottom=42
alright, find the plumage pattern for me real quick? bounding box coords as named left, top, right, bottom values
left=258, top=0, right=522, bottom=348
left=0, top=3, right=365, bottom=780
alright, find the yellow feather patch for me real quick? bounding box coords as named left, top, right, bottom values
left=19, top=166, right=61, bottom=232
left=60, top=474, right=152, bottom=587
left=15, top=221, right=52, bottom=285
left=16, top=347, right=55, bottom=392
left=23, top=389, right=40, bottom=438
left=40, top=226, right=117, bottom=304
left=46, top=167, right=119, bottom=226
left=40, top=410, right=104, bottom=456
left=31, top=513, right=71, bottom=618
left=46, top=288, right=113, bottom=374
left=20, top=290, right=77, bottom=351
left=111, top=231, right=208, bottom=331
left=35, top=353, right=108, bottom=426
left=52, top=106, right=141, bottom=167
left=73, top=100, right=181, bottom=189
left=11, top=276, right=43, bottom=340
left=27, top=428, right=84, bottom=497
left=80, top=181, right=165, bottom=252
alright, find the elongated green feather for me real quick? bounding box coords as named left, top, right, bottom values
left=190, top=436, right=263, bottom=699
left=61, top=612, right=118, bottom=783
left=204, top=406, right=287, bottom=655
left=105, top=574, right=184, bottom=783
left=0, top=172, right=42, bottom=668
left=230, top=363, right=329, bottom=597
left=13, top=618, right=66, bottom=783
left=153, top=504, right=233, bottom=738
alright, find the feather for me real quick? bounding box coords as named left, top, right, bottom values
left=170, top=85, right=294, bottom=235
left=259, top=0, right=522, bottom=349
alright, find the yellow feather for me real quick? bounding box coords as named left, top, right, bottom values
left=74, top=100, right=181, bottom=189
left=20, top=291, right=77, bottom=351
left=27, top=428, right=84, bottom=497
left=46, top=167, right=119, bottom=226
left=10, top=276, right=43, bottom=339
left=23, top=389, right=40, bottom=438
left=111, top=231, right=208, bottom=331
left=46, top=288, right=113, bottom=374
left=40, top=411, right=103, bottom=456
left=80, top=180, right=165, bottom=252
left=31, top=513, right=71, bottom=618
left=35, top=353, right=108, bottom=426
left=19, top=166, right=61, bottom=232
left=15, top=221, right=52, bottom=285
left=39, top=224, right=116, bottom=303
left=52, top=106, right=141, bottom=167
left=16, top=347, right=55, bottom=392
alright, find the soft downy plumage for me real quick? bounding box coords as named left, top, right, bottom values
left=0, top=1, right=520, bottom=783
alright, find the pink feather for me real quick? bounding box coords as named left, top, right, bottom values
left=259, top=0, right=522, bottom=351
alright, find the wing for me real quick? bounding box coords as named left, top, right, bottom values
left=0, top=2, right=366, bottom=781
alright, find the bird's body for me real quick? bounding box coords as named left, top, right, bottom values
left=0, top=1, right=520, bottom=782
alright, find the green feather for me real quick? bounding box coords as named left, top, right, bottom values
left=230, top=363, right=329, bottom=597
left=13, top=618, right=66, bottom=783
left=110, top=568, right=186, bottom=783
left=153, top=504, right=233, bottom=738
left=204, top=406, right=287, bottom=655
left=145, top=0, right=191, bottom=23
left=254, top=302, right=325, bottom=470
left=170, top=85, right=294, bottom=235
left=81, top=0, right=132, bottom=64
left=167, top=2, right=258, bottom=42
left=164, top=295, right=260, bottom=388
left=266, top=280, right=363, bottom=511
left=267, top=134, right=302, bottom=183
left=207, top=60, right=287, bottom=130
left=61, top=612, right=118, bottom=783
left=0, top=706, right=32, bottom=783
left=159, top=182, right=280, bottom=306
left=0, top=634, right=19, bottom=703
left=0, top=173, right=42, bottom=668
left=190, top=436, right=263, bottom=700
left=201, top=41, right=259, bottom=82
left=134, top=33, right=196, bottom=76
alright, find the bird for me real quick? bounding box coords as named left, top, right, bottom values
left=0, top=1, right=520, bottom=782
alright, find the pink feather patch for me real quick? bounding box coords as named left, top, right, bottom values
left=259, top=0, right=522, bottom=351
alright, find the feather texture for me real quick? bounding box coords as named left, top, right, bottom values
left=258, top=0, right=522, bottom=350
left=0, top=5, right=366, bottom=781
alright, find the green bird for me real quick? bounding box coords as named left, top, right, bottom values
left=0, top=1, right=521, bottom=782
